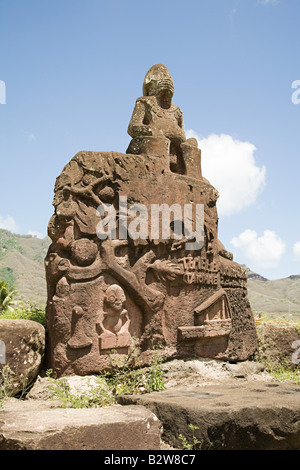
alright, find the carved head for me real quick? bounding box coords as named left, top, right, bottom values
left=143, top=64, right=174, bottom=99
left=71, top=239, right=98, bottom=266
left=104, top=284, right=126, bottom=312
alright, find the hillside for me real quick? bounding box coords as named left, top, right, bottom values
left=247, top=276, right=300, bottom=319
left=0, top=229, right=50, bottom=307
left=0, top=229, right=299, bottom=316
left=241, top=264, right=300, bottom=318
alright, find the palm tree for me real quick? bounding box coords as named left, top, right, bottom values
left=0, top=281, right=18, bottom=313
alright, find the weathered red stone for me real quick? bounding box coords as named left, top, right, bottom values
left=45, top=64, right=257, bottom=377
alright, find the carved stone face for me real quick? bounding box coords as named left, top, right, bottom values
left=104, top=284, right=126, bottom=313
left=143, top=64, right=174, bottom=98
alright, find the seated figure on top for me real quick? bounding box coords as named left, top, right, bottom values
left=127, top=64, right=192, bottom=174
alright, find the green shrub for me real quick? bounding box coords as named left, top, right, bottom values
left=46, top=342, right=166, bottom=409
left=0, top=281, right=19, bottom=312
left=101, top=342, right=166, bottom=396
left=0, top=267, right=16, bottom=288
left=45, top=370, right=115, bottom=409
left=0, top=301, right=45, bottom=325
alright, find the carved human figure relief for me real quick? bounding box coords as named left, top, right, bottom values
left=127, top=63, right=190, bottom=173
left=97, top=284, right=131, bottom=351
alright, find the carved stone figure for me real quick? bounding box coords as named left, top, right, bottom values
left=97, top=284, right=131, bottom=351
left=45, top=64, right=257, bottom=377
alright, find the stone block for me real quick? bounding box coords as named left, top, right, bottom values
left=0, top=319, right=45, bottom=395
left=0, top=400, right=162, bottom=450
left=119, top=382, right=300, bottom=450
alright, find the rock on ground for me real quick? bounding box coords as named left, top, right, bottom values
left=26, top=374, right=110, bottom=402
left=119, top=380, right=300, bottom=450
left=160, top=357, right=274, bottom=389
left=0, top=399, right=162, bottom=450
left=0, top=319, right=45, bottom=395
left=255, top=323, right=300, bottom=370
left=1, top=357, right=300, bottom=450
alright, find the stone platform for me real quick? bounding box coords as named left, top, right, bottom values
left=119, top=380, right=300, bottom=450
left=1, top=359, right=299, bottom=450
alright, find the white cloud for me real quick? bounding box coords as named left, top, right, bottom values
left=0, top=215, right=19, bottom=233
left=258, top=0, right=279, bottom=5
left=27, top=230, right=44, bottom=239
left=230, top=229, right=285, bottom=269
left=186, top=131, right=266, bottom=217
left=293, top=241, right=300, bottom=261
left=229, top=8, right=237, bottom=23
left=27, top=133, right=36, bottom=142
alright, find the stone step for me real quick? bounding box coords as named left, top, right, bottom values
left=118, top=381, right=300, bottom=450
left=0, top=400, right=162, bottom=451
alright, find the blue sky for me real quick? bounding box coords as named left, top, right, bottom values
left=0, top=0, right=299, bottom=280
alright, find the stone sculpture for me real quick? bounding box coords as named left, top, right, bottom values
left=45, top=64, right=257, bottom=377
left=96, top=284, right=131, bottom=352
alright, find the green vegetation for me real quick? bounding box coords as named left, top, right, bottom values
left=0, top=267, right=16, bottom=287
left=46, top=343, right=166, bottom=409
left=254, top=349, right=300, bottom=385
left=254, top=315, right=300, bottom=384
left=255, top=313, right=300, bottom=334
left=179, top=424, right=202, bottom=450
left=46, top=370, right=115, bottom=409
left=0, top=230, right=22, bottom=259
left=0, top=281, right=19, bottom=312
left=263, top=364, right=300, bottom=384
left=0, top=275, right=45, bottom=324
left=100, top=343, right=166, bottom=397
left=0, top=301, right=45, bottom=325
left=0, top=228, right=49, bottom=307
left=0, top=366, right=15, bottom=408
left=0, top=365, right=32, bottom=408
left=0, top=229, right=49, bottom=263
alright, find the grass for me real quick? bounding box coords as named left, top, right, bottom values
left=45, top=370, right=116, bottom=409
left=265, top=365, right=300, bottom=384
left=1, top=341, right=166, bottom=410
left=45, top=342, right=166, bottom=409
left=254, top=312, right=300, bottom=333
left=0, top=365, right=15, bottom=407
left=0, top=302, right=45, bottom=325
left=254, top=313, right=300, bottom=384
left=100, top=343, right=166, bottom=396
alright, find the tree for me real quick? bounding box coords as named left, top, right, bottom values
left=0, top=281, right=18, bottom=313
